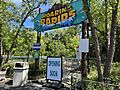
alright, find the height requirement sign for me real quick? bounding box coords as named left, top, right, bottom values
left=34, top=0, right=89, bottom=32
left=47, top=57, right=62, bottom=81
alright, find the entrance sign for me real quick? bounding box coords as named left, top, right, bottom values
left=32, top=43, right=41, bottom=50
left=34, top=0, right=89, bottom=32
left=79, top=39, right=89, bottom=52
left=46, top=57, right=62, bottom=81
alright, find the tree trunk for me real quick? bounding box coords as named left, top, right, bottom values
left=103, top=0, right=119, bottom=78
left=105, top=0, right=110, bottom=60
left=81, top=21, right=89, bottom=79
left=82, top=0, right=103, bottom=81
left=0, top=23, right=3, bottom=69
left=35, top=32, right=41, bottom=76
left=114, top=26, right=120, bottom=62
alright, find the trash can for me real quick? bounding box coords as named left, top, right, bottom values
left=13, top=62, right=29, bottom=87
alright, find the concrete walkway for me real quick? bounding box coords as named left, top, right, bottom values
left=0, top=59, right=81, bottom=90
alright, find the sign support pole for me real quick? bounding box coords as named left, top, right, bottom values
left=81, top=21, right=89, bottom=79
left=34, top=8, right=42, bottom=77
left=35, top=32, right=41, bottom=74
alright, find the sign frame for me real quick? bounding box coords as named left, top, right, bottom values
left=46, top=56, right=62, bottom=82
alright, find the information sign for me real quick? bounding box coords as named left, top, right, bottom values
left=79, top=39, right=89, bottom=52
left=46, top=57, right=62, bottom=81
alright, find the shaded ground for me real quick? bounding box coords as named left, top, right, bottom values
left=0, top=79, right=70, bottom=90
left=0, top=59, right=81, bottom=90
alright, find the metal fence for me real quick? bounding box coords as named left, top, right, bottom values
left=3, top=55, right=47, bottom=62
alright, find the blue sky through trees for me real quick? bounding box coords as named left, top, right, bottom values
left=11, top=0, right=51, bottom=29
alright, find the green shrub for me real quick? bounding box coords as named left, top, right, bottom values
left=2, top=63, right=14, bottom=78
left=28, top=61, right=46, bottom=79
left=109, top=62, right=120, bottom=84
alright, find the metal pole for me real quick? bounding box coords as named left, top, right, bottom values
left=35, top=31, right=41, bottom=76
left=34, top=8, right=42, bottom=77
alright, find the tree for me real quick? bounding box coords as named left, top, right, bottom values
left=2, top=0, right=44, bottom=64
left=82, top=0, right=120, bottom=81
left=0, top=0, right=17, bottom=68
left=82, top=0, right=103, bottom=81
left=103, top=0, right=119, bottom=78
left=12, top=28, right=36, bottom=56
left=42, top=27, right=79, bottom=57
left=114, top=25, right=120, bottom=62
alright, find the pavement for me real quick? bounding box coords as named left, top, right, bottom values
left=0, top=79, right=70, bottom=90
left=0, top=59, right=81, bottom=90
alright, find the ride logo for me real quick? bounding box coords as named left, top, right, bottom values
left=39, top=3, right=76, bottom=31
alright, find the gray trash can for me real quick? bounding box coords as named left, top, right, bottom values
left=13, top=62, right=29, bottom=87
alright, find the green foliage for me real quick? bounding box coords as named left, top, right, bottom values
left=13, top=29, right=36, bottom=56
left=2, top=62, right=14, bottom=78
left=88, top=61, right=120, bottom=84
left=87, top=66, right=98, bottom=80
left=73, top=61, right=120, bottom=90
left=85, top=80, right=118, bottom=90
left=46, top=0, right=72, bottom=5
left=29, top=60, right=46, bottom=79
left=0, top=0, right=17, bottom=52
left=110, top=62, right=120, bottom=84
left=41, top=27, right=79, bottom=57
left=90, top=0, right=120, bottom=62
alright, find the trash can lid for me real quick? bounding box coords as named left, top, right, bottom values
left=14, top=62, right=29, bottom=69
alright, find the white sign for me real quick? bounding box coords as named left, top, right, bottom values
left=79, top=39, right=89, bottom=52
left=47, top=57, right=62, bottom=81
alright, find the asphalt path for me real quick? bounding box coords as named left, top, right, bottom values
left=0, top=59, right=81, bottom=90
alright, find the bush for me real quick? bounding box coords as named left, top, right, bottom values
left=110, top=62, right=120, bottom=84
left=1, top=60, right=47, bottom=79
left=2, top=63, right=14, bottom=78
left=28, top=61, right=46, bottom=79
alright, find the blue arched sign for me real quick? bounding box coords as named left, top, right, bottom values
left=34, top=0, right=89, bottom=32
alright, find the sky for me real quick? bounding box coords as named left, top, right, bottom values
left=11, top=0, right=50, bottom=29
left=10, top=0, right=60, bottom=34
left=10, top=0, right=83, bottom=33
left=11, top=0, right=34, bottom=28
left=11, top=0, right=22, bottom=6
